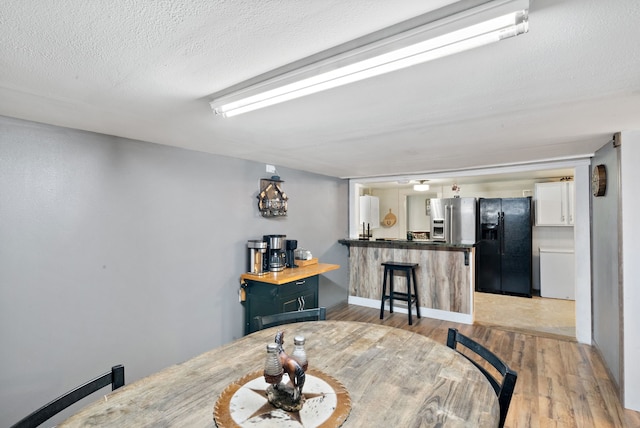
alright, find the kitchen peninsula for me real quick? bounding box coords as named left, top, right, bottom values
left=339, top=239, right=475, bottom=323
left=240, top=263, right=339, bottom=334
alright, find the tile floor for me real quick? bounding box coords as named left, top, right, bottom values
left=473, top=291, right=576, bottom=340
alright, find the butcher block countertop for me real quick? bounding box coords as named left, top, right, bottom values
left=240, top=263, right=340, bottom=285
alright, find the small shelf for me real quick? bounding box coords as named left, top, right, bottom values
left=257, top=176, right=288, bottom=217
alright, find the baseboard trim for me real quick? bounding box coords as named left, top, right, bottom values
left=347, top=296, right=473, bottom=324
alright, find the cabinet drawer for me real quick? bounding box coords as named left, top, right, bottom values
left=277, top=275, right=318, bottom=297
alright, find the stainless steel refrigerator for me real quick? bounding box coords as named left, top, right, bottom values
left=475, top=197, right=532, bottom=297
left=430, top=197, right=477, bottom=245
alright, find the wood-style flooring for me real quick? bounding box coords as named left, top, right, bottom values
left=327, top=302, right=640, bottom=428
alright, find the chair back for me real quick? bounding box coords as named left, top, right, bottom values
left=255, top=307, right=326, bottom=330
left=11, top=365, right=125, bottom=428
left=446, top=328, right=517, bottom=428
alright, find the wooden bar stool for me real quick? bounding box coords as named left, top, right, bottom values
left=379, top=261, right=421, bottom=325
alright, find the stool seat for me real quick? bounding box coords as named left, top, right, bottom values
left=381, top=262, right=418, bottom=269
left=380, top=262, right=421, bottom=325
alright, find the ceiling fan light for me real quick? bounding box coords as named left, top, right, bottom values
left=413, top=183, right=430, bottom=191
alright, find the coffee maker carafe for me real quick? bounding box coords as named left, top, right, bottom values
left=263, top=234, right=286, bottom=272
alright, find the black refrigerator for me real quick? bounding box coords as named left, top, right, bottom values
left=476, top=197, right=532, bottom=297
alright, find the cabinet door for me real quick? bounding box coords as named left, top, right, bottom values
left=278, top=276, right=318, bottom=312
left=565, top=182, right=575, bottom=225
left=243, top=281, right=280, bottom=335
left=535, top=182, right=566, bottom=226
left=535, top=182, right=575, bottom=226
left=280, top=290, right=317, bottom=312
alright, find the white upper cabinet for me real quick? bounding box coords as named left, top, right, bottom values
left=535, top=182, right=575, bottom=226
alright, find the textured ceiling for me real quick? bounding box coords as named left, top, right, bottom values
left=1, top=0, right=639, bottom=178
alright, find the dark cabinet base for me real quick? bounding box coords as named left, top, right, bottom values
left=242, top=275, right=319, bottom=335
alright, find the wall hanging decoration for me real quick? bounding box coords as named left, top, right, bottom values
left=382, top=209, right=397, bottom=227
left=591, top=165, right=606, bottom=197
left=452, top=183, right=461, bottom=197
left=258, top=176, right=288, bottom=217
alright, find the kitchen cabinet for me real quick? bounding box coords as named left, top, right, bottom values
left=239, top=263, right=339, bottom=335
left=242, top=276, right=318, bottom=335
left=535, top=181, right=575, bottom=226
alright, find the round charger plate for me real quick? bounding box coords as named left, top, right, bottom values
left=382, top=209, right=397, bottom=227
left=214, top=368, right=351, bottom=428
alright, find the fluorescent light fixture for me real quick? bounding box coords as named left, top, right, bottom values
left=210, top=0, right=529, bottom=118
left=414, top=181, right=430, bottom=191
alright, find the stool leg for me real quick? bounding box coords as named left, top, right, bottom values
left=412, top=267, right=421, bottom=319
left=389, top=270, right=394, bottom=314
left=380, top=266, right=388, bottom=320
left=406, top=269, right=412, bottom=325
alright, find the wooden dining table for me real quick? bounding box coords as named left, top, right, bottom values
left=59, top=321, right=499, bottom=427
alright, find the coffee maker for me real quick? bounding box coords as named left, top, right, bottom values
left=263, top=234, right=286, bottom=272
left=247, top=240, right=267, bottom=275
left=285, top=239, right=298, bottom=268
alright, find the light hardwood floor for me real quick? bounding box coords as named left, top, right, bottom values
left=327, top=302, right=640, bottom=428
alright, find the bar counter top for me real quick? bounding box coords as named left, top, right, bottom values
left=338, top=238, right=475, bottom=251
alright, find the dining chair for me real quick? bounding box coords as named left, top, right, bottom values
left=446, top=328, right=517, bottom=428
left=10, top=365, right=125, bottom=428
left=254, top=307, right=326, bottom=330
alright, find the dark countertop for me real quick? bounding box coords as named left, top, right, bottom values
left=338, top=238, right=475, bottom=251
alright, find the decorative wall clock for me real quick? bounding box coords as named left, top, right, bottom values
left=592, top=164, right=607, bottom=197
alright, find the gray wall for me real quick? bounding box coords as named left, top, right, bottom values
left=591, top=141, right=621, bottom=387
left=620, top=131, right=640, bottom=409
left=0, top=116, right=349, bottom=426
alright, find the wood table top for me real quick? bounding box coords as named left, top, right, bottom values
left=240, top=263, right=340, bottom=285
left=59, top=321, right=498, bottom=427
